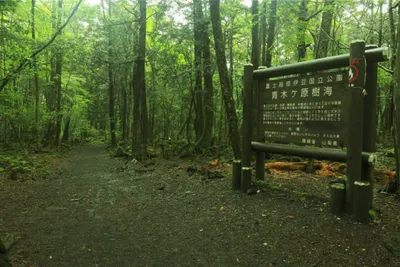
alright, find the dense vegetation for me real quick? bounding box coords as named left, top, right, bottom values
left=0, top=0, right=398, bottom=186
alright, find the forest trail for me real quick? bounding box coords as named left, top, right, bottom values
left=1, top=144, right=399, bottom=267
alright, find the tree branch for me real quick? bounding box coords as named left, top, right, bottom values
left=305, top=8, right=323, bottom=22
left=379, top=64, right=394, bottom=75
left=390, top=1, right=400, bottom=10
left=0, top=0, right=83, bottom=92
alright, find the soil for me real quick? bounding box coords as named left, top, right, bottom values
left=1, top=144, right=400, bottom=267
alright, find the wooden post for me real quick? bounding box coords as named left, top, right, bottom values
left=252, top=80, right=259, bottom=141
left=241, top=64, right=254, bottom=192
left=353, top=181, right=371, bottom=223
left=330, top=183, right=346, bottom=215
left=255, top=151, right=265, bottom=180
left=256, top=66, right=267, bottom=142
left=346, top=41, right=366, bottom=212
left=232, top=160, right=242, bottom=190
left=362, top=45, right=378, bottom=208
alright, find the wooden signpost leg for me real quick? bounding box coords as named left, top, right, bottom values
left=232, top=160, right=242, bottom=190
left=241, top=64, right=254, bottom=193
left=255, top=151, right=265, bottom=180
left=346, top=41, right=366, bottom=213
left=362, top=47, right=378, bottom=208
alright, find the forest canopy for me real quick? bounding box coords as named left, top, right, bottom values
left=0, top=0, right=396, bottom=171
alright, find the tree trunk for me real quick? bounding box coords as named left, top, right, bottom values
left=297, top=0, right=309, bottom=61
left=195, top=0, right=214, bottom=149
left=121, top=84, right=127, bottom=142
left=260, top=0, right=266, bottom=66
left=132, top=0, right=147, bottom=159
left=149, top=61, right=156, bottom=143
left=61, top=115, right=70, bottom=141
left=209, top=0, right=241, bottom=159
left=315, top=0, right=334, bottom=59
left=54, top=0, right=63, bottom=146
left=193, top=0, right=204, bottom=142
left=384, top=0, right=397, bottom=136
left=265, top=0, right=277, bottom=68
left=46, top=0, right=58, bottom=144
left=393, top=4, right=400, bottom=191
left=31, top=0, right=40, bottom=149
left=251, top=0, right=260, bottom=69
left=102, top=0, right=117, bottom=148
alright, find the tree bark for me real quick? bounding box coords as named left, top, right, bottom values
left=265, top=0, right=277, bottom=67
left=31, top=0, right=40, bottom=148
left=193, top=0, right=204, bottom=142
left=61, top=115, right=70, bottom=141
left=297, top=0, right=309, bottom=61
left=393, top=4, right=400, bottom=191
left=132, top=0, right=148, bottom=159
left=46, top=0, right=58, bottom=144
left=195, top=0, right=214, bottom=149
left=121, top=84, right=127, bottom=142
left=209, top=0, right=241, bottom=159
left=315, top=0, right=334, bottom=59
left=54, top=0, right=63, bottom=146
left=260, top=0, right=267, bottom=66
left=251, top=0, right=260, bottom=69
left=101, top=0, right=117, bottom=148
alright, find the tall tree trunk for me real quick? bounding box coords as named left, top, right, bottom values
left=315, top=0, right=334, bottom=59
left=102, top=0, right=117, bottom=148
left=265, top=0, right=277, bottom=68
left=377, top=1, right=383, bottom=136
left=121, top=84, right=127, bottom=142
left=209, top=0, right=241, bottom=159
left=46, top=0, right=58, bottom=144
left=251, top=0, right=260, bottom=69
left=149, top=61, right=156, bottom=143
left=260, top=0, right=267, bottom=66
left=193, top=0, right=204, bottom=142
left=132, top=0, right=147, bottom=159
left=61, top=115, right=70, bottom=141
left=31, top=0, right=40, bottom=149
left=385, top=0, right=397, bottom=137
left=195, top=0, right=214, bottom=149
left=378, top=1, right=383, bottom=47
left=54, top=0, right=63, bottom=146
left=393, top=4, right=400, bottom=192
left=297, top=0, right=309, bottom=61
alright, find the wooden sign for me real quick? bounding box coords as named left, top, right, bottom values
left=260, top=70, right=349, bottom=147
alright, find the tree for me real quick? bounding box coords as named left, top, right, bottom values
left=209, top=0, right=241, bottom=159
left=392, top=2, right=400, bottom=191
left=31, top=0, right=40, bottom=148
left=251, top=0, right=260, bottom=69
left=315, top=0, right=334, bottom=59
left=264, top=0, right=277, bottom=67
left=54, top=0, right=63, bottom=146
left=101, top=0, right=117, bottom=148
left=194, top=0, right=214, bottom=149
left=132, top=0, right=148, bottom=159
left=193, top=0, right=204, bottom=142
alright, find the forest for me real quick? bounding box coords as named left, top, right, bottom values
left=0, top=0, right=398, bottom=169
left=1, top=0, right=400, bottom=266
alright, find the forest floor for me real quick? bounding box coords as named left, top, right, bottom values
left=1, top=143, right=400, bottom=267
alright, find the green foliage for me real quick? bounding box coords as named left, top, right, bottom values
left=0, top=0, right=395, bottom=153
left=369, top=209, right=377, bottom=221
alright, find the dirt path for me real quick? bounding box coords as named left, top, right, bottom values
left=1, top=144, right=399, bottom=266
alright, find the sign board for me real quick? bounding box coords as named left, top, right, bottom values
left=260, top=70, right=349, bottom=147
